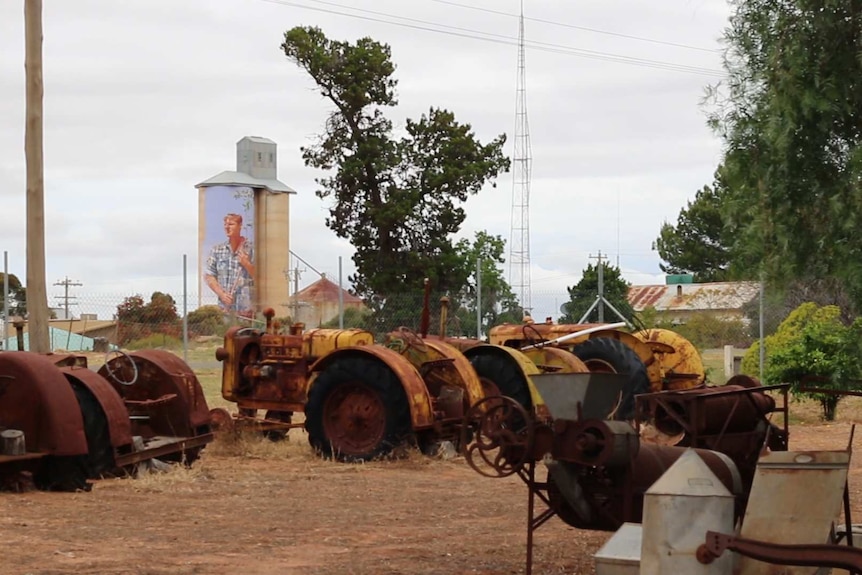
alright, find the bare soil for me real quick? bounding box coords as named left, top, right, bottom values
left=1, top=416, right=861, bottom=575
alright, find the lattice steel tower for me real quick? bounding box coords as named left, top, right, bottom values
left=509, top=0, right=532, bottom=315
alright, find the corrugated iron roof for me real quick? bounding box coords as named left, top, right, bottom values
left=627, top=281, right=760, bottom=312
left=196, top=170, right=296, bottom=194
left=293, top=277, right=363, bottom=304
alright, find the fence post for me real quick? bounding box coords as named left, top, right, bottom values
left=183, top=253, right=188, bottom=363
left=338, top=256, right=344, bottom=329
left=723, top=345, right=735, bottom=382
left=3, top=251, right=8, bottom=349
left=758, top=275, right=765, bottom=382
left=476, top=257, right=482, bottom=340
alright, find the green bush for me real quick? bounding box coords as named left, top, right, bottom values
left=671, top=314, right=752, bottom=350
left=744, top=303, right=862, bottom=420
left=187, top=305, right=229, bottom=337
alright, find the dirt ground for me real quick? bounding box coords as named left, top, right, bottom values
left=1, top=417, right=861, bottom=575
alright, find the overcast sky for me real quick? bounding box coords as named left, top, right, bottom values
left=0, top=0, right=730, bottom=321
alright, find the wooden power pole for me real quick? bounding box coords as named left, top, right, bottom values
left=25, top=0, right=49, bottom=352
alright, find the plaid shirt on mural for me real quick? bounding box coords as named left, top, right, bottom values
left=206, top=240, right=254, bottom=312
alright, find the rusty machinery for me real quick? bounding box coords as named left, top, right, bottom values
left=213, top=307, right=489, bottom=461
left=0, top=350, right=213, bottom=491
left=487, top=319, right=707, bottom=420
left=461, top=372, right=789, bottom=575
left=212, top=279, right=601, bottom=462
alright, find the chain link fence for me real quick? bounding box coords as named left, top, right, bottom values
left=0, top=281, right=832, bottom=387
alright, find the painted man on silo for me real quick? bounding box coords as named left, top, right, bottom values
left=204, top=212, right=255, bottom=318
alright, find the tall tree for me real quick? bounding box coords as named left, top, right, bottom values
left=653, top=176, right=737, bottom=282
left=709, top=0, right=862, bottom=303
left=450, top=231, right=521, bottom=337
left=281, top=27, right=510, bottom=301
left=560, top=263, right=634, bottom=324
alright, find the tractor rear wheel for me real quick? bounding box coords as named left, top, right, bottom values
left=469, top=354, right=532, bottom=410
left=34, top=382, right=112, bottom=491
left=571, top=337, right=649, bottom=420
left=305, top=356, right=412, bottom=462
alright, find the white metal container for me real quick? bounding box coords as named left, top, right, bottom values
left=594, top=522, right=641, bottom=575
left=640, top=449, right=735, bottom=575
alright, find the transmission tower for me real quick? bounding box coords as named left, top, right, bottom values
left=508, top=0, right=532, bottom=316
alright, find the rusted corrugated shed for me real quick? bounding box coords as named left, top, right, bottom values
left=627, top=281, right=760, bottom=312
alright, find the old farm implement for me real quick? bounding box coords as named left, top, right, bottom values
left=0, top=350, right=213, bottom=491
left=461, top=372, right=789, bottom=574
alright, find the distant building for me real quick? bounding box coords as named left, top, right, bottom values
left=289, top=276, right=365, bottom=327
left=628, top=278, right=760, bottom=325
left=3, top=318, right=118, bottom=351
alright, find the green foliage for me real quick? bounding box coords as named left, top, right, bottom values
left=451, top=231, right=522, bottom=337
left=116, top=292, right=181, bottom=345
left=321, top=306, right=372, bottom=329
left=187, top=305, right=228, bottom=337
left=669, top=314, right=752, bottom=350
left=0, top=273, right=27, bottom=318
left=560, top=263, right=633, bottom=324
left=743, top=303, right=862, bottom=420
left=710, top=0, right=862, bottom=304
left=653, top=178, right=738, bottom=282
left=281, top=26, right=510, bottom=302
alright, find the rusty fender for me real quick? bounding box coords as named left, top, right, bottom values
left=309, top=345, right=436, bottom=430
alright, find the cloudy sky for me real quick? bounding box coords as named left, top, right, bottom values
left=0, top=0, right=730, bottom=321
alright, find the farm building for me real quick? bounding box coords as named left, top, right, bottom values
left=627, top=279, right=760, bottom=325
left=288, top=276, right=365, bottom=327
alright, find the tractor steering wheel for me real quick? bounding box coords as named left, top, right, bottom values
left=396, top=326, right=429, bottom=353
left=103, top=350, right=139, bottom=386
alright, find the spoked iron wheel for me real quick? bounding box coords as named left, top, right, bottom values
left=322, top=382, right=387, bottom=456
left=305, top=356, right=412, bottom=462
left=461, top=395, right=534, bottom=478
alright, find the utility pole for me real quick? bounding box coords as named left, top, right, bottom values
left=25, top=0, right=49, bottom=352
left=578, top=251, right=632, bottom=327
left=285, top=264, right=305, bottom=321
left=590, top=251, right=606, bottom=322
left=54, top=277, right=82, bottom=319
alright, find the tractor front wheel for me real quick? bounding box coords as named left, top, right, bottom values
left=571, top=337, right=649, bottom=420
left=305, top=357, right=412, bottom=462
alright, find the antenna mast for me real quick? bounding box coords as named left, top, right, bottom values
left=508, top=0, right=532, bottom=315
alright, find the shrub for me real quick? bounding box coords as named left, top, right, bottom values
left=744, top=303, right=862, bottom=420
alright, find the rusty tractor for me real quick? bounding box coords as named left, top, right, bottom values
left=461, top=371, right=789, bottom=574
left=0, top=350, right=213, bottom=491
left=486, top=318, right=706, bottom=420
left=212, top=284, right=599, bottom=463
left=213, top=307, right=487, bottom=461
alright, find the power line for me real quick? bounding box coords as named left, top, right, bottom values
left=260, top=0, right=724, bottom=77
left=428, top=0, right=720, bottom=53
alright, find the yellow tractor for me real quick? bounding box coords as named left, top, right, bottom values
left=485, top=319, right=706, bottom=419
left=213, top=308, right=487, bottom=461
